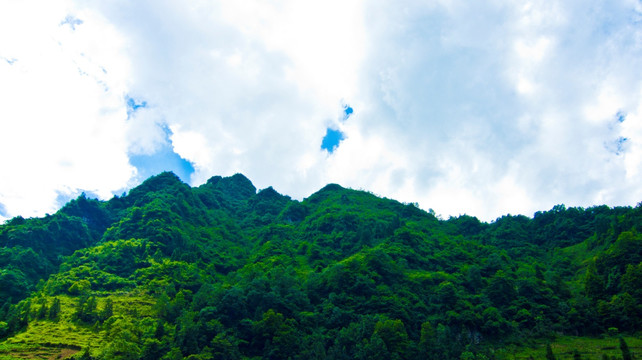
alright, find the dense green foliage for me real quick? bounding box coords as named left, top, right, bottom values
left=1, top=172, right=641, bottom=359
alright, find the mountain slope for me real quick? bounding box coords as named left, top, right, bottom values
left=1, top=172, right=641, bottom=359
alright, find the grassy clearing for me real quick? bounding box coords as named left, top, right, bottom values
left=497, top=335, right=642, bottom=359
left=0, top=292, right=154, bottom=360
left=0, top=343, right=79, bottom=360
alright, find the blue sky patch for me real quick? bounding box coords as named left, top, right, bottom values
left=130, top=145, right=195, bottom=183
left=130, top=125, right=195, bottom=182
left=54, top=190, right=102, bottom=212
left=321, top=128, right=345, bottom=153
left=343, top=104, right=353, bottom=121
left=616, top=111, right=627, bottom=123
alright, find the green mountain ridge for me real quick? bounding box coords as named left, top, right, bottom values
left=1, top=172, right=641, bottom=359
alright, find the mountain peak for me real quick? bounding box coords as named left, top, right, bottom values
left=211, top=173, right=256, bottom=201
left=127, top=171, right=186, bottom=197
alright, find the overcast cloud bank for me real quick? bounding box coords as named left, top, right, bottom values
left=1, top=1, right=642, bottom=221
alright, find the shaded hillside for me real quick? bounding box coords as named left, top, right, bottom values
left=1, top=172, right=641, bottom=359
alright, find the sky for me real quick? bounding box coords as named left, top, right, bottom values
left=1, top=1, right=642, bottom=222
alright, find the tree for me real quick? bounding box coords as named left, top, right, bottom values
left=584, top=261, right=605, bottom=300
left=373, top=318, right=409, bottom=356
left=418, top=321, right=435, bottom=358
left=77, top=347, right=94, bottom=360
left=210, top=333, right=242, bottom=360
left=48, top=297, right=61, bottom=321
left=482, top=307, right=511, bottom=338
left=101, top=317, right=141, bottom=360
left=252, top=309, right=298, bottom=359
left=436, top=281, right=458, bottom=309
left=485, top=271, right=516, bottom=307
left=0, top=321, right=9, bottom=338
left=11, top=299, right=31, bottom=330
left=153, top=292, right=171, bottom=320
left=75, top=295, right=97, bottom=323
left=36, top=303, right=48, bottom=320
left=141, top=339, right=165, bottom=360
left=573, top=349, right=582, bottom=360
left=621, top=263, right=642, bottom=299
left=154, top=319, right=165, bottom=339
left=99, top=298, right=114, bottom=322
left=465, top=265, right=483, bottom=291
left=68, top=279, right=91, bottom=295
left=546, top=344, right=556, bottom=360
left=0, top=269, right=29, bottom=301
left=620, top=337, right=632, bottom=360
left=355, top=332, right=389, bottom=360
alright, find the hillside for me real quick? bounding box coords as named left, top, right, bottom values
left=1, top=172, right=641, bottom=359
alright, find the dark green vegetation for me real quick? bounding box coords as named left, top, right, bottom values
left=1, top=172, right=641, bottom=359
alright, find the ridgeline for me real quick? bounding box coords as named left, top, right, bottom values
left=1, top=172, right=641, bottom=359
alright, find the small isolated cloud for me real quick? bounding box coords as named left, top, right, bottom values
left=126, top=96, right=148, bottom=119
left=605, top=136, right=629, bottom=156
left=1, top=57, right=17, bottom=65
left=60, top=15, right=83, bottom=30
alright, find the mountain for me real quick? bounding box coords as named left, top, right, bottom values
left=0, top=172, right=641, bottom=359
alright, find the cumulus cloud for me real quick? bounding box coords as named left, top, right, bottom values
left=2, top=0, right=642, bottom=222
left=0, top=1, right=135, bottom=220
left=85, top=0, right=365, bottom=194
left=336, top=0, right=642, bottom=219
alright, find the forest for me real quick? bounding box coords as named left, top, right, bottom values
left=0, top=172, right=641, bottom=359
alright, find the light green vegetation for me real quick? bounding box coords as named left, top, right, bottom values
left=0, top=294, right=153, bottom=359
left=496, top=336, right=642, bottom=360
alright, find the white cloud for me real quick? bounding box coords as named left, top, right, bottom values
left=0, top=1, right=134, bottom=219
left=82, top=0, right=366, bottom=197
left=2, top=0, right=642, bottom=222
left=323, top=0, right=642, bottom=220
left=126, top=106, right=168, bottom=156
left=217, top=0, right=366, bottom=106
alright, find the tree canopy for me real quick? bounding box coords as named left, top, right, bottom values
left=1, top=171, right=642, bottom=359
